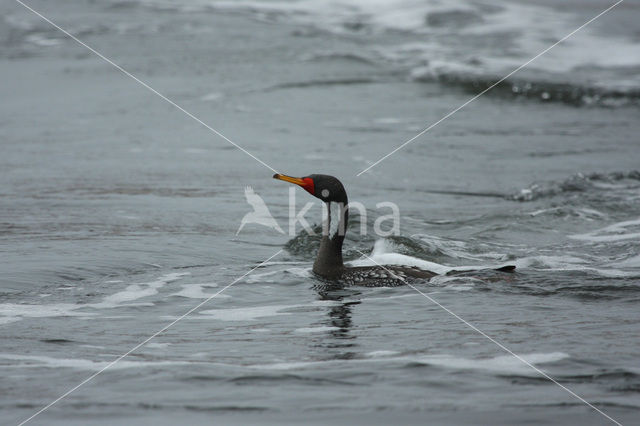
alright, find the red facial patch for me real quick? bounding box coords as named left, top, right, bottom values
left=301, top=177, right=315, bottom=195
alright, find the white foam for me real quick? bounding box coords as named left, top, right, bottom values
left=610, top=254, right=640, bottom=269
left=200, top=305, right=290, bottom=321
left=412, top=234, right=484, bottom=260
left=92, top=272, right=189, bottom=308
left=0, top=303, right=96, bottom=326
left=294, top=326, right=341, bottom=333
left=443, top=285, right=474, bottom=292
left=285, top=267, right=313, bottom=278
left=515, top=255, right=588, bottom=269
left=254, top=261, right=308, bottom=266
left=246, top=266, right=311, bottom=283
left=0, top=354, right=190, bottom=371
left=348, top=239, right=450, bottom=274
left=199, top=300, right=339, bottom=322
left=430, top=275, right=484, bottom=286
left=514, top=255, right=636, bottom=278
left=570, top=218, right=640, bottom=243
left=0, top=273, right=191, bottom=326
left=528, top=207, right=607, bottom=220
left=145, top=342, right=171, bottom=349
left=25, top=34, right=61, bottom=47
left=203, top=0, right=640, bottom=89
left=348, top=239, right=511, bottom=275
left=171, top=283, right=221, bottom=299
left=413, top=352, right=570, bottom=375
left=0, top=303, right=91, bottom=318
left=365, top=350, right=400, bottom=358
left=208, top=0, right=440, bottom=32
left=248, top=351, right=569, bottom=375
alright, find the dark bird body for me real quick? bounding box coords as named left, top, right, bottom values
left=274, top=173, right=514, bottom=287
left=331, top=265, right=436, bottom=287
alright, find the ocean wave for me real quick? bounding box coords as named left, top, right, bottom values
left=284, top=222, right=639, bottom=284
left=141, top=0, right=640, bottom=107
left=9, top=0, right=638, bottom=105
left=411, top=69, right=640, bottom=107
left=357, top=237, right=640, bottom=281
left=526, top=207, right=608, bottom=221
left=293, top=325, right=341, bottom=333
left=299, top=50, right=378, bottom=65
left=170, top=282, right=223, bottom=299
left=0, top=303, right=96, bottom=326
left=514, top=255, right=640, bottom=279
left=198, top=300, right=340, bottom=321
left=248, top=351, right=570, bottom=377
left=510, top=171, right=640, bottom=202
left=407, top=352, right=570, bottom=376
left=348, top=238, right=513, bottom=276
left=570, top=218, right=640, bottom=244
left=0, top=353, right=191, bottom=371
left=91, top=272, right=189, bottom=308
left=0, top=272, right=189, bottom=326
left=245, top=266, right=311, bottom=283
left=2, top=14, right=113, bottom=54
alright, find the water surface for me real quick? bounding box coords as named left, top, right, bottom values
left=1, top=0, right=639, bottom=424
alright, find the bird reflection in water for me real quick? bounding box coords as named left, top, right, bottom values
left=312, top=284, right=362, bottom=361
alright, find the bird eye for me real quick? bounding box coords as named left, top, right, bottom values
left=321, top=189, right=330, bottom=198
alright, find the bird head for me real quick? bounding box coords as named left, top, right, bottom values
left=273, top=173, right=348, bottom=204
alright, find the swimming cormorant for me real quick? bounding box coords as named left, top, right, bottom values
left=273, top=173, right=514, bottom=286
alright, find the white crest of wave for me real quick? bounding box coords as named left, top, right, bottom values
left=249, top=351, right=569, bottom=375
left=171, top=283, right=222, bottom=299
left=570, top=218, right=640, bottom=243
left=199, top=300, right=340, bottom=321
left=91, top=272, right=189, bottom=308
left=348, top=239, right=510, bottom=274
left=246, top=266, right=311, bottom=283
left=202, top=0, right=640, bottom=88
left=414, top=352, right=569, bottom=376
left=610, top=254, right=640, bottom=269
left=294, top=326, right=341, bottom=333
left=515, top=254, right=639, bottom=278
left=0, top=273, right=190, bottom=326
left=348, top=239, right=451, bottom=274
left=0, top=354, right=190, bottom=371
left=0, top=303, right=96, bottom=326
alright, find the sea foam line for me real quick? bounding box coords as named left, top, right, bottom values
left=355, top=249, right=623, bottom=426
left=570, top=217, right=640, bottom=243
left=356, top=0, right=625, bottom=175
left=15, top=249, right=283, bottom=426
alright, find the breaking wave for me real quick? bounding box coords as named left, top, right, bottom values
left=510, top=171, right=640, bottom=202
left=133, top=0, right=640, bottom=108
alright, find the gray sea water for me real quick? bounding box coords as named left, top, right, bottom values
left=1, top=0, right=640, bottom=424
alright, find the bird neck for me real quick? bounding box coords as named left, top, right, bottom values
left=313, top=201, right=348, bottom=279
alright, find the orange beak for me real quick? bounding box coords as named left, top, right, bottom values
left=273, top=173, right=315, bottom=195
